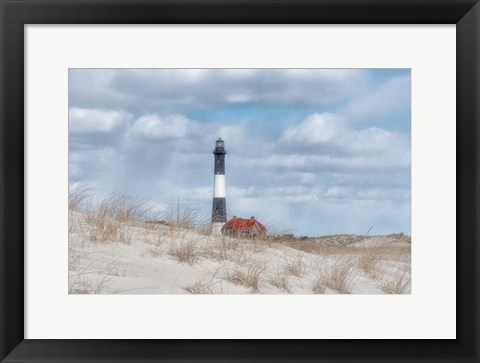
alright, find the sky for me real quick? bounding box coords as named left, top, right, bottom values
left=69, top=68, right=411, bottom=236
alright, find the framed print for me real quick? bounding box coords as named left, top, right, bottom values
left=67, top=67, right=412, bottom=296
left=1, top=0, right=479, bottom=362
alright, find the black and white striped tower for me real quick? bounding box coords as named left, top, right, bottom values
left=212, top=137, right=227, bottom=223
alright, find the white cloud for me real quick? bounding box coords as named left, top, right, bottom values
left=225, top=94, right=251, bottom=104
left=68, top=146, right=128, bottom=195
left=281, top=113, right=347, bottom=145
left=69, top=108, right=132, bottom=133
left=279, top=112, right=410, bottom=169
left=129, top=114, right=201, bottom=141
left=69, top=69, right=368, bottom=112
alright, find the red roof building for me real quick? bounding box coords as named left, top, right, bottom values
left=221, top=216, right=267, bottom=237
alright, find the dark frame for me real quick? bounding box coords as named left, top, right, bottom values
left=1, top=0, right=479, bottom=362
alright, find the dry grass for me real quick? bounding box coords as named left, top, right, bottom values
left=271, top=272, right=290, bottom=292
left=69, top=184, right=94, bottom=211
left=358, top=248, right=381, bottom=278
left=145, top=245, right=164, bottom=258
left=198, top=223, right=214, bottom=236
left=141, top=228, right=165, bottom=245
left=141, top=229, right=166, bottom=257
left=69, top=275, right=96, bottom=294
left=284, top=254, right=306, bottom=277
left=321, top=259, right=356, bottom=294
left=117, top=225, right=134, bottom=244
left=69, top=273, right=114, bottom=294
left=109, top=195, right=149, bottom=223
left=68, top=252, right=118, bottom=294
left=69, top=213, right=86, bottom=234
left=69, top=187, right=158, bottom=293
left=382, top=272, right=411, bottom=294
left=229, top=262, right=266, bottom=293
left=312, top=279, right=327, bottom=294
left=184, top=280, right=214, bottom=294
left=68, top=185, right=93, bottom=234
left=85, top=206, right=122, bottom=244
left=383, top=248, right=411, bottom=263
left=266, top=234, right=410, bottom=259
left=162, top=202, right=210, bottom=231
left=203, top=236, right=241, bottom=261
left=70, top=189, right=152, bottom=245
left=231, top=245, right=254, bottom=266
left=68, top=246, right=80, bottom=272
left=169, top=240, right=200, bottom=265
left=69, top=186, right=412, bottom=295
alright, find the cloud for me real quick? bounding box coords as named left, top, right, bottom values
left=69, top=108, right=132, bottom=134
left=281, top=113, right=347, bottom=145
left=69, top=146, right=124, bottom=184
left=225, top=93, right=251, bottom=104
left=129, top=114, right=202, bottom=141
left=227, top=183, right=409, bottom=203
left=69, top=69, right=368, bottom=112
left=68, top=69, right=129, bottom=111
left=279, top=112, right=410, bottom=168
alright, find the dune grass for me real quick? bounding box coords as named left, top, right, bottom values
left=69, top=186, right=411, bottom=294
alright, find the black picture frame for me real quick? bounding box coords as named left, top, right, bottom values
left=1, top=0, right=479, bottom=362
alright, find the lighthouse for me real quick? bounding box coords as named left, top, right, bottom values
left=212, top=137, right=227, bottom=223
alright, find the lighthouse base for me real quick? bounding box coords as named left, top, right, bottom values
left=212, top=197, right=227, bottom=223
